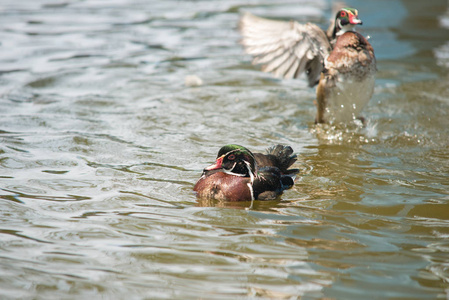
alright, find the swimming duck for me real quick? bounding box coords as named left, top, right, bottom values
left=239, top=7, right=376, bottom=124
left=193, top=144, right=298, bottom=201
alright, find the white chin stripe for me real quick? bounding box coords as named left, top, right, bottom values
left=224, top=169, right=246, bottom=177
left=337, top=23, right=356, bottom=35
left=227, top=162, right=243, bottom=176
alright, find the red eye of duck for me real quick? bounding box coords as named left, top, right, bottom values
left=340, top=11, right=347, bottom=17
left=228, top=154, right=236, bottom=160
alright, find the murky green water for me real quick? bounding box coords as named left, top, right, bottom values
left=1, top=0, right=449, bottom=299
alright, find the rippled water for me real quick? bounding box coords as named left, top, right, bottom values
left=1, top=0, right=449, bottom=299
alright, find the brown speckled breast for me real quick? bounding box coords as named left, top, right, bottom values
left=325, top=31, right=376, bottom=80
left=193, top=172, right=253, bottom=202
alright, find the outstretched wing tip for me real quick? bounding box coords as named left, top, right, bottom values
left=239, top=13, right=330, bottom=85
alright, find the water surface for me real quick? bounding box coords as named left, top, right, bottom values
left=1, top=0, right=449, bottom=299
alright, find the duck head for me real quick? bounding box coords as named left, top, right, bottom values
left=204, top=144, right=257, bottom=183
left=333, top=8, right=363, bottom=37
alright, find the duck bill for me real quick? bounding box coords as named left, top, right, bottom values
left=204, top=156, right=224, bottom=171
left=349, top=15, right=363, bottom=25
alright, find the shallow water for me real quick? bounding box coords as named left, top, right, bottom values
left=1, top=0, right=449, bottom=299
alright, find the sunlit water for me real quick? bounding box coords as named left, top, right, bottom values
left=1, top=0, right=449, bottom=299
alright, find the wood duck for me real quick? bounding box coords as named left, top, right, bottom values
left=239, top=7, right=377, bottom=124
left=193, top=144, right=299, bottom=201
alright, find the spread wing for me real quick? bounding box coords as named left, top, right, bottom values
left=239, top=12, right=331, bottom=87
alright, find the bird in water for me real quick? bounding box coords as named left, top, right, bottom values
left=239, top=7, right=376, bottom=124
left=193, top=144, right=298, bottom=202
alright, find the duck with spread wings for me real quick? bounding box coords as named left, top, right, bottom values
left=239, top=7, right=376, bottom=124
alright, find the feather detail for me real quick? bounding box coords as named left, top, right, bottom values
left=240, top=13, right=331, bottom=87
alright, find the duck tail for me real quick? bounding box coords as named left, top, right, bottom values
left=265, top=145, right=299, bottom=175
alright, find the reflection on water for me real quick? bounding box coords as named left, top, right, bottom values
left=1, top=0, right=449, bottom=298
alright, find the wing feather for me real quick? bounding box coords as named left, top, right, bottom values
left=239, top=12, right=331, bottom=87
